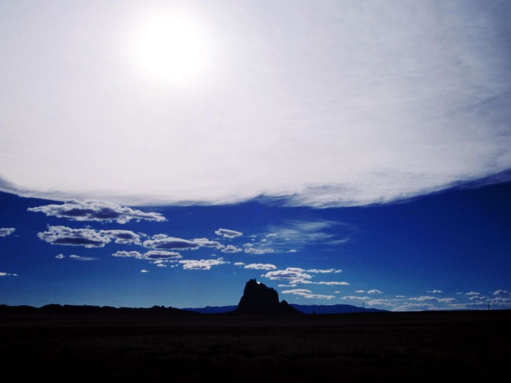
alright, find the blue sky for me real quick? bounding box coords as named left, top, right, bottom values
left=1, top=1, right=511, bottom=310
left=1, top=179, right=510, bottom=310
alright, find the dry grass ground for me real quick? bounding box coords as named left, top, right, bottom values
left=1, top=310, right=509, bottom=382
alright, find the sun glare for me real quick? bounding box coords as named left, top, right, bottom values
left=129, top=11, right=209, bottom=85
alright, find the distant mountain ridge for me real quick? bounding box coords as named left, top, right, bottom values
left=183, top=303, right=385, bottom=314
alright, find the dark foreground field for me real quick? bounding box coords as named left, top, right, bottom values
left=1, top=309, right=510, bottom=382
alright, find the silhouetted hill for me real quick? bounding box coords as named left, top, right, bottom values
left=183, top=305, right=237, bottom=314
left=0, top=304, right=195, bottom=317
left=234, top=279, right=299, bottom=314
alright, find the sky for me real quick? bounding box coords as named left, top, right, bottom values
left=1, top=0, right=510, bottom=310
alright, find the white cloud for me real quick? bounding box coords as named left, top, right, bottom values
left=262, top=267, right=312, bottom=285
left=220, top=244, right=243, bottom=253
left=179, top=257, right=228, bottom=270
left=28, top=200, right=165, bottom=224
left=427, top=289, right=443, bottom=294
left=341, top=296, right=370, bottom=301
left=409, top=296, right=436, bottom=302
left=0, top=272, right=18, bottom=277
left=140, top=269, right=149, bottom=273
left=143, top=235, right=200, bottom=251
left=38, top=226, right=143, bottom=248
left=493, top=289, right=509, bottom=296
left=112, top=250, right=182, bottom=262
left=38, top=226, right=112, bottom=248
left=243, top=243, right=275, bottom=255
left=355, top=290, right=365, bottom=293
left=0, top=227, right=15, bottom=237
left=233, top=262, right=245, bottom=267
left=308, top=281, right=349, bottom=286
left=367, top=289, right=383, bottom=295
left=55, top=254, right=65, bottom=259
left=245, top=220, right=347, bottom=254
left=307, top=268, right=342, bottom=274
left=102, top=230, right=143, bottom=245
left=215, top=228, right=243, bottom=239
left=243, top=263, right=277, bottom=271
left=466, top=291, right=480, bottom=296
left=2, top=2, right=511, bottom=207
left=282, top=288, right=335, bottom=300
left=68, top=254, right=96, bottom=261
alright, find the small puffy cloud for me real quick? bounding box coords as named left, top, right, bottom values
left=244, top=263, right=277, bottom=271
left=466, top=291, right=480, bottom=296
left=179, top=257, right=228, bottom=271
left=0, top=272, right=18, bottom=277
left=243, top=243, right=275, bottom=255
left=68, top=254, right=96, bottom=261
left=282, top=288, right=335, bottom=300
left=233, top=262, right=245, bottom=267
left=192, top=237, right=224, bottom=249
left=367, top=289, right=383, bottom=295
left=367, top=299, right=394, bottom=307
left=140, top=269, right=149, bottom=273
left=0, top=227, right=15, bottom=237
left=220, top=244, right=243, bottom=253
left=307, top=268, right=342, bottom=274
left=144, top=250, right=182, bottom=260
left=38, top=226, right=112, bottom=248
left=102, top=230, right=143, bottom=245
left=355, top=290, right=365, bottom=293
left=112, top=250, right=145, bottom=259
left=215, top=228, right=243, bottom=239
left=341, top=296, right=370, bottom=301
left=28, top=200, right=165, bottom=224
left=38, top=226, right=143, bottom=248
left=427, top=289, right=443, bottom=294
left=409, top=296, right=436, bottom=301
left=143, top=235, right=200, bottom=251
left=112, top=250, right=181, bottom=261
left=55, top=254, right=65, bottom=259
left=262, top=267, right=312, bottom=285
left=493, top=289, right=509, bottom=296
left=395, top=295, right=406, bottom=298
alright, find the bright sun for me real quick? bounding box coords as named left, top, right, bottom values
left=129, top=12, right=209, bottom=85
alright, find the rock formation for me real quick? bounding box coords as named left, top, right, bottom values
left=235, top=279, right=298, bottom=314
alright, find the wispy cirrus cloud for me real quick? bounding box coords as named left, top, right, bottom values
left=54, top=253, right=96, bottom=261
left=0, top=271, right=18, bottom=277
left=68, top=254, right=96, bottom=261
left=28, top=200, right=165, bottom=224
left=0, top=227, right=15, bottom=237
left=2, top=2, right=511, bottom=207
left=244, top=220, right=349, bottom=255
